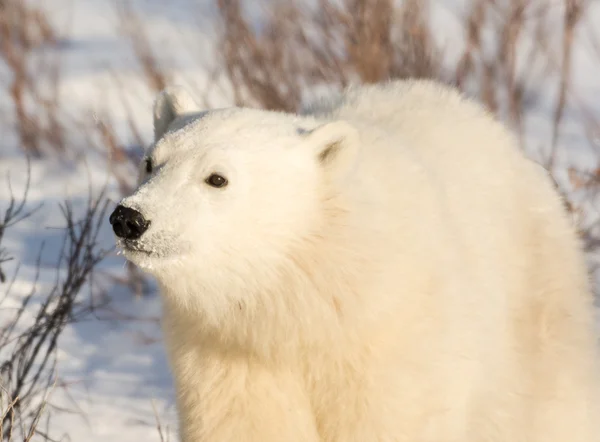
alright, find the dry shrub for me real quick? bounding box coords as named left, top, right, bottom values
left=0, top=0, right=64, bottom=157
left=216, top=0, right=555, bottom=131
left=214, top=0, right=559, bottom=143
left=115, top=1, right=170, bottom=94
left=216, top=0, right=441, bottom=111
left=0, top=0, right=154, bottom=296
left=213, top=0, right=588, bottom=148
left=549, top=0, right=585, bottom=170
left=0, top=164, right=112, bottom=441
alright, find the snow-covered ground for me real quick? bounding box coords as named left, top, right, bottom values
left=1, top=0, right=599, bottom=440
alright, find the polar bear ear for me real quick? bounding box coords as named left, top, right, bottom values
left=304, top=121, right=360, bottom=180
left=153, top=86, right=200, bottom=141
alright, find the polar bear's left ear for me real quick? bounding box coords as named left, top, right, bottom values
left=304, top=120, right=360, bottom=180
left=153, top=86, right=200, bottom=141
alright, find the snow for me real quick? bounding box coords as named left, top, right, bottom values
left=0, top=0, right=599, bottom=440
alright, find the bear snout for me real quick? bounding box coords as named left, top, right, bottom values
left=109, top=205, right=151, bottom=240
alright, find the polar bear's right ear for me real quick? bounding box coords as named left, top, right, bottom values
left=153, top=86, right=200, bottom=141
left=304, top=120, right=360, bottom=181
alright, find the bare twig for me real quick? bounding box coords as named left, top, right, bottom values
left=0, top=165, right=111, bottom=440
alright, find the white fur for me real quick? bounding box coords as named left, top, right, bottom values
left=115, top=79, right=600, bottom=442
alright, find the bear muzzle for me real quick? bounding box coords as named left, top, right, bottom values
left=109, top=205, right=151, bottom=241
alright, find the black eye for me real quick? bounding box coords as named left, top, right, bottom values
left=205, top=173, right=228, bottom=188
left=145, top=158, right=153, bottom=174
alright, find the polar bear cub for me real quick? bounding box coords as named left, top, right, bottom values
left=110, top=79, right=600, bottom=442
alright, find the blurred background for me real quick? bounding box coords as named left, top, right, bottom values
left=0, top=0, right=599, bottom=440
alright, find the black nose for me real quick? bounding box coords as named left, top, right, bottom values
left=109, top=205, right=150, bottom=240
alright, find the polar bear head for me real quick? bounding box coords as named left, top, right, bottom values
left=110, top=86, right=361, bottom=317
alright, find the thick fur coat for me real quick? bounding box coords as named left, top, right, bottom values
left=113, top=79, right=600, bottom=442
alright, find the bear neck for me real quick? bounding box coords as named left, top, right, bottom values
left=157, top=197, right=372, bottom=365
